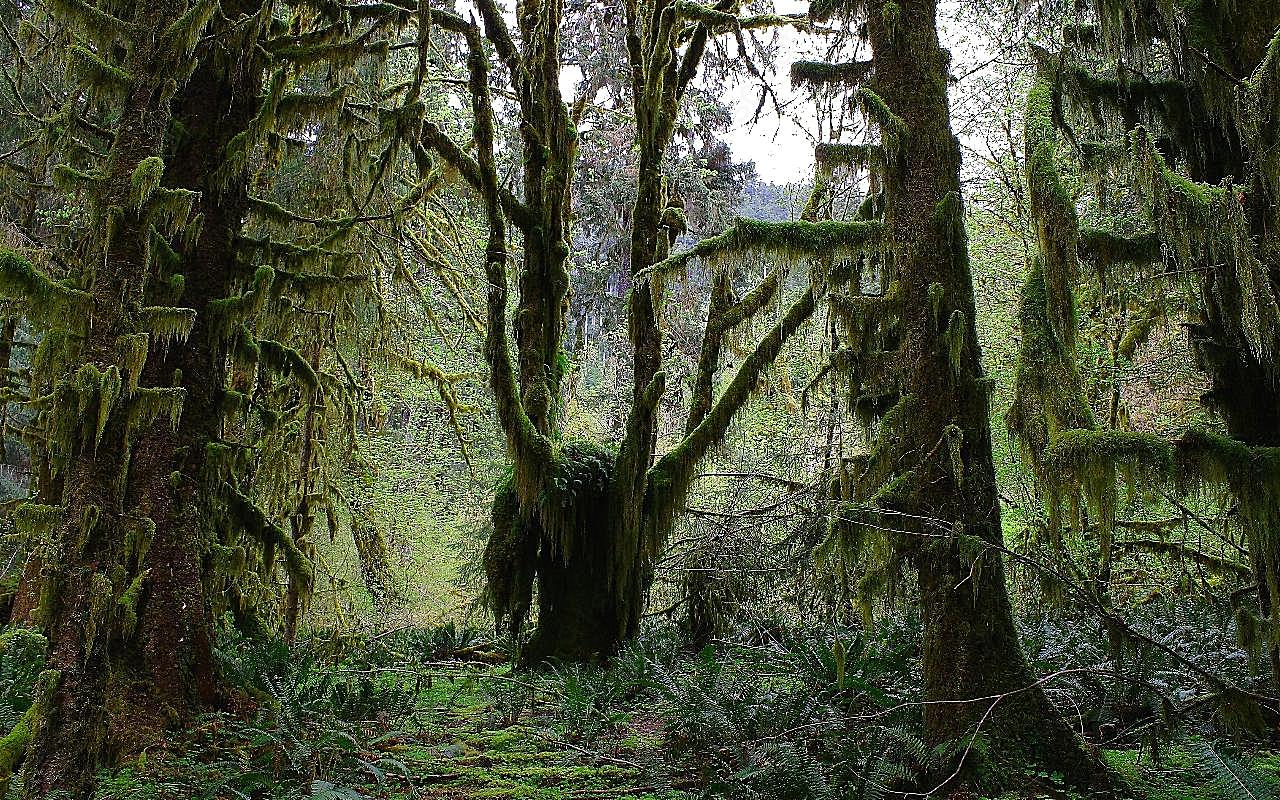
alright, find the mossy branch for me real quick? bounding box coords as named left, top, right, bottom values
left=647, top=287, right=818, bottom=535
left=226, top=485, right=313, bottom=590
left=642, top=218, right=882, bottom=281
left=0, top=250, right=90, bottom=328
left=791, top=60, right=873, bottom=88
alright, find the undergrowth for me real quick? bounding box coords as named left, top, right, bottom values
left=0, top=606, right=1272, bottom=799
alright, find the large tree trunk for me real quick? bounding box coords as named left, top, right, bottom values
left=865, top=0, right=1114, bottom=791
left=22, top=3, right=193, bottom=795
left=121, top=3, right=264, bottom=725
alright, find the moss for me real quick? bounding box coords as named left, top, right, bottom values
left=127, top=386, right=186, bottom=433
left=943, top=309, right=966, bottom=377
left=1117, top=296, right=1165, bottom=360
left=226, top=485, right=314, bottom=590
left=807, top=0, right=866, bottom=24
left=1078, top=229, right=1162, bottom=269
left=855, top=88, right=907, bottom=152
left=50, top=163, right=101, bottom=195
left=138, top=306, right=197, bottom=345
left=67, top=44, right=131, bottom=93
left=1173, top=428, right=1280, bottom=629
left=791, top=60, right=873, bottom=88
left=647, top=218, right=882, bottom=278
left=815, top=143, right=882, bottom=173
left=1024, top=63, right=1080, bottom=354
left=0, top=705, right=33, bottom=780
left=483, top=472, right=536, bottom=635
left=1042, top=430, right=1174, bottom=545
left=13, top=504, right=59, bottom=541
left=0, top=249, right=91, bottom=328
left=116, top=569, right=148, bottom=637
left=130, top=156, right=165, bottom=210
left=46, top=0, right=131, bottom=35
left=258, top=339, right=319, bottom=392
left=70, top=363, right=123, bottom=451
left=928, top=282, right=944, bottom=326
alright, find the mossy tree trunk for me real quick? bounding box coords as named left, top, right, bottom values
left=1044, top=1, right=1280, bottom=690
left=432, top=0, right=822, bottom=664
left=851, top=0, right=1115, bottom=791
left=122, top=0, right=266, bottom=720
left=19, top=2, right=212, bottom=796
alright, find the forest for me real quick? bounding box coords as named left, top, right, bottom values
left=0, top=0, right=1278, bottom=797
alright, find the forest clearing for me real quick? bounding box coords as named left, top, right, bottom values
left=1, top=0, right=1279, bottom=797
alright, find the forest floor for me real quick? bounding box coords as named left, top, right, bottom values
left=371, top=664, right=690, bottom=800
left=86, top=627, right=1280, bottom=800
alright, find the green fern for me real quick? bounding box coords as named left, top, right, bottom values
left=1191, top=740, right=1280, bottom=800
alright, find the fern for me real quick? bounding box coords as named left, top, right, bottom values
left=1191, top=740, right=1280, bottom=800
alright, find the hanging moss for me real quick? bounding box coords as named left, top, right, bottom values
left=257, top=339, right=319, bottom=392
left=1063, top=23, right=1100, bottom=49
left=1077, top=228, right=1161, bottom=270
left=1025, top=62, right=1080, bottom=354
left=69, top=363, right=123, bottom=451
left=791, top=60, right=874, bottom=87
left=138, top=306, right=197, bottom=345
left=1117, top=296, right=1165, bottom=360
left=815, top=143, right=883, bottom=173
left=1042, top=429, right=1173, bottom=546
left=51, top=164, right=101, bottom=195
left=208, top=265, right=274, bottom=338
left=804, top=0, right=851, bottom=20
left=130, top=156, right=165, bottom=210
left=483, top=473, right=536, bottom=635
left=13, top=504, right=59, bottom=541
left=943, top=309, right=966, bottom=377
left=855, top=88, right=907, bottom=152
left=67, top=45, right=131, bottom=94
left=0, top=249, right=90, bottom=328
left=127, top=387, right=186, bottom=433
left=646, top=218, right=882, bottom=278
left=226, top=485, right=314, bottom=590
left=117, top=570, right=148, bottom=638
left=46, top=0, right=131, bottom=37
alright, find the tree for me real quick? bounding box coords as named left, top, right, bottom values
left=804, top=0, right=1116, bottom=790
left=0, top=1, right=214, bottom=794
left=0, top=2, right=465, bottom=794
left=1017, top=0, right=1280, bottom=690
left=418, top=0, right=849, bottom=664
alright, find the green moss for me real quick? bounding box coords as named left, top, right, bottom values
left=648, top=218, right=882, bottom=278
left=791, top=60, right=873, bottom=88
left=257, top=339, right=319, bottom=392
left=1078, top=228, right=1162, bottom=269
left=943, top=309, right=966, bottom=377
left=13, top=504, right=59, bottom=541
left=226, top=485, right=314, bottom=590
left=67, top=44, right=131, bottom=93
left=1043, top=430, right=1174, bottom=545
left=0, top=249, right=91, bottom=328
left=855, top=88, right=907, bottom=151
left=130, top=156, right=165, bottom=209
left=117, top=569, right=148, bottom=637
left=138, top=306, right=197, bottom=344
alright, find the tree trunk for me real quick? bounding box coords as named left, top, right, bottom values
left=865, top=0, right=1114, bottom=791
left=22, top=4, right=192, bottom=795
left=121, top=3, right=264, bottom=725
